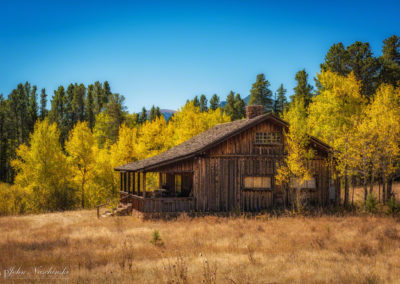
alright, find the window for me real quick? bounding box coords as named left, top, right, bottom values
left=290, top=177, right=316, bottom=189
left=161, top=173, right=167, bottom=186
left=255, top=132, right=281, bottom=144
left=243, top=176, right=271, bottom=190
left=175, top=174, right=182, bottom=193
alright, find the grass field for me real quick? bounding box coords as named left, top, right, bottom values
left=1, top=210, right=400, bottom=283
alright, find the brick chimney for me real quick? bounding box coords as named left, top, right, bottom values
left=246, top=105, right=264, bottom=119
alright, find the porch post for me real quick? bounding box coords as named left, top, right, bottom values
left=120, top=172, right=123, bottom=192
left=143, top=172, right=147, bottom=197
left=127, top=172, right=131, bottom=194
left=124, top=172, right=127, bottom=192
left=132, top=172, right=135, bottom=194
left=137, top=172, right=141, bottom=196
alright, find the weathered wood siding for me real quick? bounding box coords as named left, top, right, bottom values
left=190, top=119, right=331, bottom=211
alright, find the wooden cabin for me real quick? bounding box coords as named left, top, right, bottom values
left=115, top=105, right=335, bottom=214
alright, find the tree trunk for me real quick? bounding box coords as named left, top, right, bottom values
left=81, top=174, right=86, bottom=208
left=378, top=180, right=381, bottom=203
left=387, top=178, right=393, bottom=200
left=382, top=178, right=386, bottom=204
left=363, top=174, right=368, bottom=202
left=344, top=171, right=349, bottom=207
left=369, top=171, right=374, bottom=194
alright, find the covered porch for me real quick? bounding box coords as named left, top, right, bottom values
left=119, top=170, right=195, bottom=213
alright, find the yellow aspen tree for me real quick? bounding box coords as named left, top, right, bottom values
left=276, top=98, right=314, bottom=211
left=366, top=84, right=400, bottom=202
left=308, top=71, right=366, bottom=206
left=11, top=119, right=72, bottom=211
left=65, top=122, right=96, bottom=208
left=167, top=101, right=230, bottom=147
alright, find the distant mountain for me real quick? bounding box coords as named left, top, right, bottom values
left=144, top=109, right=176, bottom=121
left=160, top=109, right=176, bottom=120
left=220, top=95, right=250, bottom=108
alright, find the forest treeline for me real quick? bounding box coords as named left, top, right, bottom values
left=0, top=35, right=399, bottom=214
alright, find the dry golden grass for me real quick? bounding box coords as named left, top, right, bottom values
left=1, top=210, right=400, bottom=283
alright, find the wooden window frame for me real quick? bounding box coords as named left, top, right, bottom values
left=254, top=132, right=282, bottom=145
left=242, top=175, right=273, bottom=191
left=175, top=174, right=182, bottom=193
left=289, top=177, right=317, bottom=191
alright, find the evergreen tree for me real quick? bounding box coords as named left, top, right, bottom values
left=65, top=83, right=75, bottom=130
left=0, top=95, right=9, bottom=181
left=249, top=73, right=273, bottom=111
left=155, top=106, right=161, bottom=118
left=224, top=91, right=236, bottom=119
left=193, top=96, right=200, bottom=107
left=104, top=93, right=126, bottom=142
left=139, top=107, right=147, bottom=124
left=93, top=81, right=105, bottom=114
left=149, top=105, right=157, bottom=121
left=346, top=41, right=380, bottom=98
left=86, top=85, right=95, bottom=129
left=274, top=84, right=288, bottom=115
left=321, top=41, right=380, bottom=98
left=233, top=93, right=246, bottom=120
left=199, top=94, right=208, bottom=112
left=27, top=85, right=38, bottom=132
left=39, top=88, right=48, bottom=120
left=103, top=81, right=112, bottom=103
left=8, top=83, right=29, bottom=145
left=209, top=94, right=220, bottom=110
left=379, top=35, right=400, bottom=87
left=73, top=83, right=86, bottom=122
left=320, top=42, right=349, bottom=76
left=291, top=70, right=313, bottom=107
left=49, top=86, right=68, bottom=144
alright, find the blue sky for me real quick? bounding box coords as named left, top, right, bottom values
left=0, top=0, right=399, bottom=112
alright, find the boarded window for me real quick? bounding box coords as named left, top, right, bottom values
left=255, top=132, right=281, bottom=144
left=290, top=177, right=316, bottom=189
left=175, top=174, right=182, bottom=193
left=244, top=176, right=271, bottom=189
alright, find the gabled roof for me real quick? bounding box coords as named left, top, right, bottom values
left=114, top=113, right=330, bottom=172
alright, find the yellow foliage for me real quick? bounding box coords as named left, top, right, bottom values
left=308, top=71, right=366, bottom=178
left=276, top=98, right=314, bottom=188
left=167, top=102, right=231, bottom=147
left=65, top=122, right=97, bottom=208
left=11, top=119, right=73, bottom=211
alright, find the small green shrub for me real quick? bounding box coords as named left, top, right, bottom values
left=387, top=196, right=400, bottom=214
left=365, top=193, right=378, bottom=213
left=150, top=229, right=164, bottom=246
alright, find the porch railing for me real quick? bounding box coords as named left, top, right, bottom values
left=129, top=194, right=194, bottom=213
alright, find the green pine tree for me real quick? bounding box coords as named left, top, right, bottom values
left=139, top=107, right=147, bottom=124
left=193, top=96, right=200, bottom=108
left=199, top=94, right=208, bottom=112
left=379, top=35, right=400, bottom=87
left=291, top=70, right=313, bottom=107
left=233, top=93, right=245, bottom=120
left=249, top=73, right=273, bottom=111
left=224, top=91, right=236, bottom=119
left=209, top=94, right=220, bottom=110
left=274, top=84, right=288, bottom=115
left=27, top=85, right=38, bottom=132
left=86, top=85, right=95, bottom=129
left=39, top=88, right=48, bottom=120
